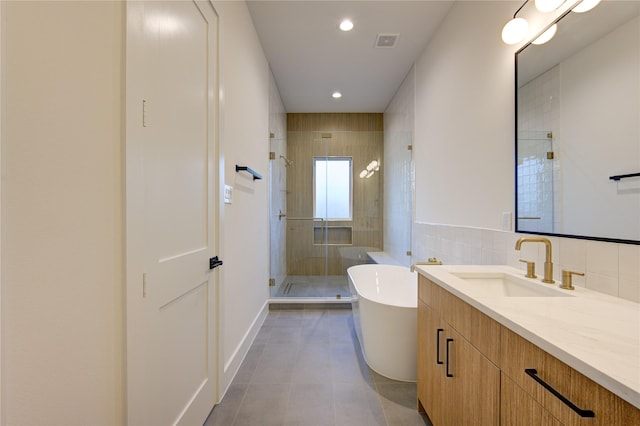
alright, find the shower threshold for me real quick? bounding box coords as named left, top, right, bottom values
left=272, top=275, right=350, bottom=299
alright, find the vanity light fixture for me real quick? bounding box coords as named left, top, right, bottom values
left=359, top=160, right=380, bottom=179
left=501, top=0, right=568, bottom=45
left=339, top=19, right=354, bottom=32
left=366, top=160, right=379, bottom=171
left=573, top=0, right=601, bottom=13
left=501, top=0, right=530, bottom=45
left=534, top=0, right=565, bottom=13
left=532, top=23, right=557, bottom=44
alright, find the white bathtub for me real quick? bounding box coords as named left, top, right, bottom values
left=347, top=264, right=417, bottom=382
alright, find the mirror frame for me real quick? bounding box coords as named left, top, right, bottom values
left=514, top=9, right=640, bottom=246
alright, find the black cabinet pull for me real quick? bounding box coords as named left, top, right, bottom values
left=446, top=338, right=454, bottom=377
left=525, top=369, right=595, bottom=418
left=436, top=329, right=444, bottom=365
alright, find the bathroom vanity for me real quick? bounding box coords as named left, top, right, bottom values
left=415, top=265, right=640, bottom=426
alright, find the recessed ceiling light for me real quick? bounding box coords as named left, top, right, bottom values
left=339, top=19, right=354, bottom=32
left=332, top=92, right=342, bottom=99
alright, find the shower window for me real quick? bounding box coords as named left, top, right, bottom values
left=313, top=157, right=352, bottom=220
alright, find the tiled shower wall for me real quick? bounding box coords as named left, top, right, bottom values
left=517, top=65, right=562, bottom=233
left=412, top=222, right=640, bottom=303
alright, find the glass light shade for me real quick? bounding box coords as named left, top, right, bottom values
left=365, top=171, right=375, bottom=179
left=359, top=170, right=368, bottom=178
left=502, top=17, right=529, bottom=45
left=332, top=91, right=342, bottom=99
left=532, top=24, right=557, bottom=45
left=573, top=0, right=601, bottom=13
left=535, top=0, right=565, bottom=13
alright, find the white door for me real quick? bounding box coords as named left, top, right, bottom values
left=125, top=1, right=219, bottom=425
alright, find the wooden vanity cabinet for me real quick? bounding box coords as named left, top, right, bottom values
left=417, top=274, right=640, bottom=426
left=500, top=327, right=640, bottom=426
left=501, top=374, right=562, bottom=426
left=417, top=276, right=500, bottom=426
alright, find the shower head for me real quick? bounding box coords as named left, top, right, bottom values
left=280, top=155, right=293, bottom=167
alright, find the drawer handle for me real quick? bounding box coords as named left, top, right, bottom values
left=436, top=329, right=444, bottom=365
left=525, top=369, right=595, bottom=418
left=446, top=338, right=454, bottom=377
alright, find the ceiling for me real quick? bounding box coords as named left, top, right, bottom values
left=246, top=1, right=454, bottom=113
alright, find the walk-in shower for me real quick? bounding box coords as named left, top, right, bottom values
left=269, top=113, right=384, bottom=300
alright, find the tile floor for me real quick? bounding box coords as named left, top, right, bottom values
left=204, top=307, right=432, bottom=426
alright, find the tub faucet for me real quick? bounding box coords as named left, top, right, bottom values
left=410, top=257, right=443, bottom=272
left=515, top=237, right=555, bottom=283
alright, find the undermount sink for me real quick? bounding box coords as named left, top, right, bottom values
left=450, top=271, right=574, bottom=298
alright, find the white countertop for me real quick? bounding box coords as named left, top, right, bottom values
left=416, top=264, right=640, bottom=410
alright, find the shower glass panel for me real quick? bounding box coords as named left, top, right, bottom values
left=269, top=117, right=383, bottom=300
left=516, top=131, right=555, bottom=233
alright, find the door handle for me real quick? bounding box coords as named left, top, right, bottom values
left=209, top=256, right=223, bottom=270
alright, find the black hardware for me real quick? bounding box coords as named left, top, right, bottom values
left=609, top=172, right=640, bottom=182
left=446, top=338, right=454, bottom=378
left=209, top=256, right=223, bottom=270
left=436, top=329, right=444, bottom=365
left=235, top=165, right=263, bottom=180
left=525, top=369, right=595, bottom=418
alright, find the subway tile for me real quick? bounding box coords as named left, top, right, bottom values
left=558, top=238, right=586, bottom=272
left=619, top=244, right=640, bottom=282
left=585, top=272, right=619, bottom=297
left=586, top=241, right=619, bottom=278
left=619, top=279, right=640, bottom=303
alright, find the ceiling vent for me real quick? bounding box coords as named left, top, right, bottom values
left=375, top=33, right=399, bottom=48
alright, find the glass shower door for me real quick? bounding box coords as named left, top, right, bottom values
left=269, top=125, right=384, bottom=300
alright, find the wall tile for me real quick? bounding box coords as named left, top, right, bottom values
left=619, top=244, right=640, bottom=282
left=586, top=240, right=619, bottom=278
left=413, top=222, right=638, bottom=303
left=586, top=272, right=619, bottom=297
left=619, top=279, right=640, bottom=303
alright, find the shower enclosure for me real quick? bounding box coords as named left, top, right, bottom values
left=269, top=113, right=384, bottom=300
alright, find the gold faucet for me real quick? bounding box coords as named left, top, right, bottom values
left=514, top=237, right=555, bottom=284
left=560, top=270, right=584, bottom=290
left=410, top=257, right=443, bottom=272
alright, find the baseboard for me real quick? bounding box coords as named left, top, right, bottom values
left=218, top=300, right=269, bottom=402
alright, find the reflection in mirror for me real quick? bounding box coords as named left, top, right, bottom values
left=516, top=1, right=640, bottom=243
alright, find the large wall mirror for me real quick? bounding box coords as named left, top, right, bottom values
left=516, top=1, right=640, bottom=244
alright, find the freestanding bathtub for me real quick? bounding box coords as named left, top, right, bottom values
left=347, top=264, right=417, bottom=382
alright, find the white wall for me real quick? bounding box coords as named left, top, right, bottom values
left=410, top=1, right=640, bottom=303
left=214, top=0, right=271, bottom=396
left=1, top=0, right=275, bottom=423
left=414, top=1, right=514, bottom=229
left=1, top=1, right=124, bottom=424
